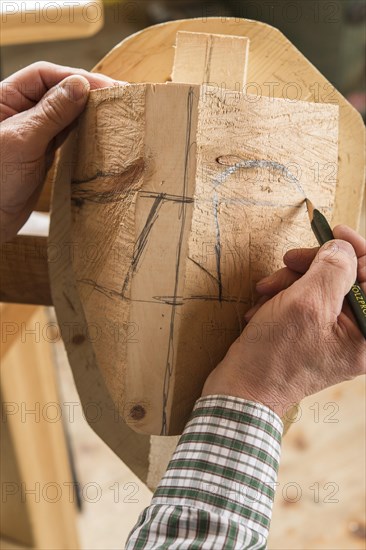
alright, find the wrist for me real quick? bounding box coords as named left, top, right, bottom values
left=202, top=361, right=301, bottom=419
left=201, top=387, right=289, bottom=418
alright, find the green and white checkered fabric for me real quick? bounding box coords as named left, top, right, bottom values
left=126, top=395, right=283, bottom=549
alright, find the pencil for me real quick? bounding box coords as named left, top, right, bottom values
left=305, top=199, right=366, bottom=339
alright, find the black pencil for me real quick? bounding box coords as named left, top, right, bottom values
left=305, top=199, right=366, bottom=339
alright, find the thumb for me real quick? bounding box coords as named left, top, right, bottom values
left=27, top=74, right=90, bottom=150
left=289, top=239, right=357, bottom=320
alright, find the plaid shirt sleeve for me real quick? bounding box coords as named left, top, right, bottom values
left=125, top=395, right=283, bottom=550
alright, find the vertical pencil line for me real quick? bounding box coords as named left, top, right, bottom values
left=161, top=87, right=194, bottom=435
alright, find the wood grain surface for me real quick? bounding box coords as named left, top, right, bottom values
left=51, top=80, right=339, bottom=435
left=95, top=17, right=365, bottom=231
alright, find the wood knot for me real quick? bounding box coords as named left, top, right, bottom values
left=72, top=334, right=85, bottom=345
left=216, top=155, right=243, bottom=166
left=130, top=405, right=146, bottom=421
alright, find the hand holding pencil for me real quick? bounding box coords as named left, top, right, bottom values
left=203, top=223, right=366, bottom=416
left=305, top=199, right=366, bottom=339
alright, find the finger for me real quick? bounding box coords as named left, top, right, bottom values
left=256, top=267, right=301, bottom=296
left=244, top=296, right=269, bottom=322
left=333, top=225, right=366, bottom=257
left=0, top=61, right=124, bottom=120
left=284, top=226, right=366, bottom=283
left=284, top=247, right=318, bottom=274
left=287, top=239, right=358, bottom=321
left=21, top=75, right=91, bottom=154
left=333, top=224, right=366, bottom=283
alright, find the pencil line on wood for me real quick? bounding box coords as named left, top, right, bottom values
left=161, top=87, right=195, bottom=435
left=214, top=158, right=307, bottom=197
left=188, top=256, right=221, bottom=286
left=121, top=195, right=164, bottom=297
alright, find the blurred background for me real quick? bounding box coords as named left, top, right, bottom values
left=1, top=0, right=365, bottom=115
left=1, top=1, right=365, bottom=549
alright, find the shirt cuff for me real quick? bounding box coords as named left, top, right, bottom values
left=152, top=395, right=283, bottom=540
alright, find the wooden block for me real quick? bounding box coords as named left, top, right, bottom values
left=126, top=84, right=199, bottom=434
left=172, top=31, right=249, bottom=88
left=50, top=83, right=338, bottom=436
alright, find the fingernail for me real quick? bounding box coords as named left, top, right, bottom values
left=60, top=75, right=90, bottom=101
left=320, top=240, right=356, bottom=260
left=334, top=240, right=356, bottom=259
left=91, top=74, right=128, bottom=88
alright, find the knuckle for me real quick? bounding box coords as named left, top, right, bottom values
left=40, top=92, right=63, bottom=126
left=288, top=294, right=320, bottom=321
left=284, top=278, right=327, bottom=323
left=30, top=60, right=52, bottom=72
left=0, top=120, right=28, bottom=160
left=318, top=241, right=356, bottom=278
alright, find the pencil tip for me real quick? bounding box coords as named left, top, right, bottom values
left=305, top=198, right=314, bottom=221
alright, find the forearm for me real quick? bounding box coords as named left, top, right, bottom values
left=126, top=395, right=283, bottom=549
